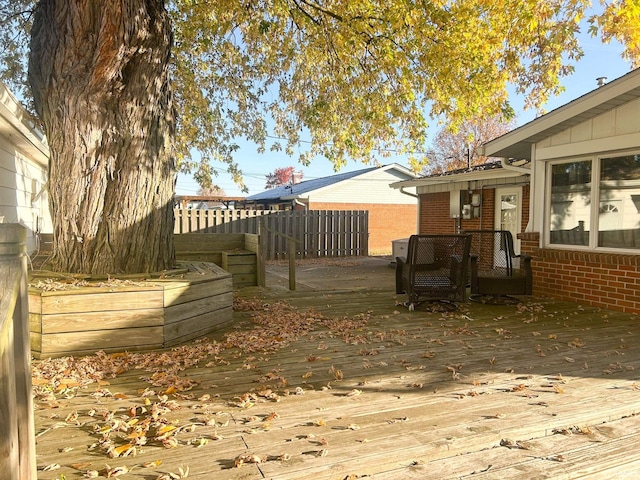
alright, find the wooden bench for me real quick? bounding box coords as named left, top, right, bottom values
left=174, top=233, right=260, bottom=287
left=221, top=250, right=257, bottom=287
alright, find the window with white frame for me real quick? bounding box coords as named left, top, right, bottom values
left=547, top=153, right=640, bottom=251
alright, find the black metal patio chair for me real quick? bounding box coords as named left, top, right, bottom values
left=464, top=229, right=532, bottom=304
left=395, top=234, right=472, bottom=310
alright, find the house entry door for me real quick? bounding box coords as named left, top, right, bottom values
left=494, top=187, right=522, bottom=257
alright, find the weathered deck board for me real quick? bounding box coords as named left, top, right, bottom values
left=32, top=259, right=640, bottom=479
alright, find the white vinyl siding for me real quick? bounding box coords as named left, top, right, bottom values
left=0, top=121, right=51, bottom=253
left=535, top=97, right=640, bottom=161
left=310, top=167, right=417, bottom=204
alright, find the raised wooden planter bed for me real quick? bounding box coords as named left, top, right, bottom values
left=28, top=262, right=233, bottom=359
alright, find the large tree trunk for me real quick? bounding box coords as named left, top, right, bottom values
left=28, top=0, right=175, bottom=275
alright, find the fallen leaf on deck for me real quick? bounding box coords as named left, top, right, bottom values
left=234, top=454, right=263, bottom=467
left=545, top=454, right=565, bottom=462
left=329, top=365, right=344, bottom=380
left=104, top=464, right=129, bottom=477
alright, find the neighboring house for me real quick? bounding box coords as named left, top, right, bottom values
left=392, top=67, right=640, bottom=314
left=0, top=82, right=51, bottom=254
left=174, top=195, right=246, bottom=210
left=245, top=164, right=418, bottom=254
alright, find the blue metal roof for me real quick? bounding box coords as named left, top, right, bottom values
left=246, top=166, right=380, bottom=201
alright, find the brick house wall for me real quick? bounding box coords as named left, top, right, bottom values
left=308, top=201, right=417, bottom=254
left=519, top=232, right=640, bottom=314
left=420, top=185, right=639, bottom=314
left=418, top=186, right=530, bottom=238
left=418, top=192, right=456, bottom=234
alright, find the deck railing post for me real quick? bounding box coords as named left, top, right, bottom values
left=0, top=224, right=36, bottom=479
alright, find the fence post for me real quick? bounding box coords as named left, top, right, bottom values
left=288, top=237, right=296, bottom=291
left=0, top=224, right=36, bottom=479
left=257, top=220, right=266, bottom=287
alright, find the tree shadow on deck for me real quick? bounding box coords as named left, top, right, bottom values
left=31, top=255, right=640, bottom=479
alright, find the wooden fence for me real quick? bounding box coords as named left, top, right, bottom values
left=174, top=209, right=368, bottom=260
left=0, top=224, right=36, bottom=479
left=174, top=208, right=272, bottom=234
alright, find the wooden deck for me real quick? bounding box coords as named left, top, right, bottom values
left=32, top=257, right=640, bottom=479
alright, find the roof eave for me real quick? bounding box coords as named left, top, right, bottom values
left=483, top=67, right=640, bottom=160
left=0, top=83, right=50, bottom=166
left=390, top=166, right=528, bottom=189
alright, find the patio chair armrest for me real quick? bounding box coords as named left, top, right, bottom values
left=449, top=254, right=466, bottom=286
left=469, top=253, right=479, bottom=278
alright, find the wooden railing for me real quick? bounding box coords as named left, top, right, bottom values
left=0, top=224, right=36, bottom=479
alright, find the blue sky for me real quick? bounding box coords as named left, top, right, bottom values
left=175, top=32, right=632, bottom=197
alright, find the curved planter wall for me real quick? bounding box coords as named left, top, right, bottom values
left=28, top=262, right=233, bottom=359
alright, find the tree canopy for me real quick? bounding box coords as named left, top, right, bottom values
left=0, top=0, right=638, bottom=275
left=2, top=0, right=638, bottom=185
left=424, top=115, right=515, bottom=174
left=265, top=166, right=303, bottom=189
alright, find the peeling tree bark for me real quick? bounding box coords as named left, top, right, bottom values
left=28, top=0, right=175, bottom=274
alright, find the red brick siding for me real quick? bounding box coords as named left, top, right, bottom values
left=308, top=202, right=417, bottom=254
left=519, top=232, right=640, bottom=315
left=418, top=192, right=458, bottom=233
left=418, top=186, right=530, bottom=235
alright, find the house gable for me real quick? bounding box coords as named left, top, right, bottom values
left=309, top=164, right=417, bottom=205
left=535, top=96, right=640, bottom=161
left=484, top=67, right=640, bottom=160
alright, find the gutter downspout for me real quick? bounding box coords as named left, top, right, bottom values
left=398, top=186, right=420, bottom=235
left=500, top=158, right=530, bottom=174
left=399, top=186, right=418, bottom=198
left=293, top=198, right=307, bottom=209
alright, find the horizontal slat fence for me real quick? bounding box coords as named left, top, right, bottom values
left=174, top=209, right=368, bottom=260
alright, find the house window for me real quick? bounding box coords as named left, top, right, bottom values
left=549, top=160, right=591, bottom=246
left=598, top=154, right=640, bottom=249
left=547, top=154, right=640, bottom=251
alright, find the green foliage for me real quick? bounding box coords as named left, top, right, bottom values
left=1, top=0, right=638, bottom=185
left=0, top=1, right=36, bottom=106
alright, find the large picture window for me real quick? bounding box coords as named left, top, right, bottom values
left=547, top=153, right=640, bottom=251
left=549, top=160, right=591, bottom=246
left=598, top=154, right=640, bottom=249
